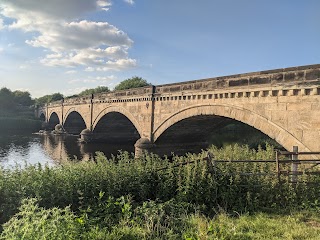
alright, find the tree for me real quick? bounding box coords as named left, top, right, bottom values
left=78, top=86, right=110, bottom=96
left=114, top=77, right=150, bottom=91
left=0, top=87, right=15, bottom=109
left=35, top=93, right=64, bottom=106
left=13, top=90, right=34, bottom=106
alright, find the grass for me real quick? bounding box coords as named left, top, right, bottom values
left=0, top=144, right=319, bottom=239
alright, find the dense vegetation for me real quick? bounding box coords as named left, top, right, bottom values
left=0, top=88, right=41, bottom=132
left=65, top=86, right=110, bottom=99
left=0, top=144, right=319, bottom=239
left=34, top=92, right=64, bottom=106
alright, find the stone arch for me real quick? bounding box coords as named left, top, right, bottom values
left=48, top=112, right=60, bottom=130
left=39, top=112, right=46, bottom=121
left=92, top=106, right=141, bottom=144
left=48, top=111, right=62, bottom=124
left=153, top=104, right=311, bottom=152
left=92, top=106, right=143, bottom=137
left=63, top=110, right=87, bottom=135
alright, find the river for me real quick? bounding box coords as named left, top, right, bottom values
left=0, top=133, right=135, bottom=168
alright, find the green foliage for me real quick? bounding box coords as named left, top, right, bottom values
left=0, top=118, right=41, bottom=132
left=0, top=198, right=82, bottom=240
left=13, top=90, right=34, bottom=106
left=0, top=145, right=320, bottom=238
left=114, top=76, right=150, bottom=91
left=0, top=88, right=36, bottom=125
left=78, top=86, right=110, bottom=96
left=35, top=93, right=64, bottom=106
left=0, top=88, right=15, bottom=109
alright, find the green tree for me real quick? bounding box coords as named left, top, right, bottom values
left=114, top=77, right=150, bottom=91
left=78, top=86, right=110, bottom=96
left=35, top=93, right=64, bottom=106
left=0, top=87, right=15, bottom=109
left=13, top=90, right=34, bottom=106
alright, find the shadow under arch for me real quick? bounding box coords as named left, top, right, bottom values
left=48, top=112, right=60, bottom=130
left=92, top=110, right=141, bottom=144
left=39, top=113, right=46, bottom=122
left=153, top=104, right=311, bottom=152
left=63, top=111, right=87, bottom=135
left=92, top=106, right=143, bottom=137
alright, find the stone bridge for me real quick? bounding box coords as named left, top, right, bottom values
left=36, top=64, right=320, bottom=156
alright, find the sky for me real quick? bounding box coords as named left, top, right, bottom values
left=0, top=0, right=319, bottom=97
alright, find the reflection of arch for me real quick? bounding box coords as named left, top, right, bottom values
left=92, top=106, right=142, bottom=136
left=153, top=104, right=311, bottom=151
left=63, top=111, right=87, bottom=135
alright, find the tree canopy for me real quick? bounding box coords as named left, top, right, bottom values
left=0, top=88, right=34, bottom=109
left=114, top=77, right=150, bottom=91
left=35, top=93, right=64, bottom=106
left=78, top=86, right=110, bottom=96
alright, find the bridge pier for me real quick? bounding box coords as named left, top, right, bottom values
left=134, top=138, right=154, bottom=158
left=80, top=129, right=93, bottom=143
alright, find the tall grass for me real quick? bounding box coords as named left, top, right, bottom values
left=0, top=144, right=319, bottom=239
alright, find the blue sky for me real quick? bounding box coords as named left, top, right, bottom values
left=0, top=0, right=319, bottom=97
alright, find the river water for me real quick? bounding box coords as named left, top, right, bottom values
left=0, top=133, right=134, bottom=168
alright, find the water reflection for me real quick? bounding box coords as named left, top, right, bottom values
left=0, top=133, right=135, bottom=168
left=42, top=134, right=134, bottom=162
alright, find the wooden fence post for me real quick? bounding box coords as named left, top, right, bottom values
left=291, top=146, right=298, bottom=183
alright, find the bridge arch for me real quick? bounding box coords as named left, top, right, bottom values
left=48, top=112, right=60, bottom=130
left=39, top=112, right=46, bottom=121
left=92, top=106, right=142, bottom=144
left=92, top=106, right=143, bottom=136
left=153, top=104, right=311, bottom=152
left=63, top=110, right=87, bottom=135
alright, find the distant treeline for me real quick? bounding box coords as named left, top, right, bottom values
left=36, top=76, right=150, bottom=106
left=1, top=76, right=150, bottom=108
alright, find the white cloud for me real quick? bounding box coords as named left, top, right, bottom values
left=68, top=75, right=116, bottom=84
left=124, top=0, right=135, bottom=5
left=66, top=70, right=77, bottom=74
left=97, top=58, right=137, bottom=71
left=0, top=0, right=137, bottom=72
left=1, top=0, right=112, bottom=21
left=0, top=19, right=3, bottom=30
left=26, top=21, right=132, bottom=52
left=0, top=48, right=3, bottom=53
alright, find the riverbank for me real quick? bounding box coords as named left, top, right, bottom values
left=0, top=145, right=319, bottom=239
left=0, top=117, right=41, bottom=133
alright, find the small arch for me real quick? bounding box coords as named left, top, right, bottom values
left=63, top=111, right=87, bottom=135
left=48, top=112, right=60, bottom=130
left=153, top=104, right=311, bottom=152
left=39, top=113, right=46, bottom=122
left=92, top=106, right=142, bottom=136
left=93, top=111, right=141, bottom=144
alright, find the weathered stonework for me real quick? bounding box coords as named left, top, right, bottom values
left=36, top=64, right=320, bottom=155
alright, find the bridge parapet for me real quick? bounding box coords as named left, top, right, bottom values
left=94, top=86, right=154, bottom=103
left=155, top=64, right=320, bottom=94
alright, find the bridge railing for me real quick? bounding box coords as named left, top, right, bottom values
left=155, top=64, right=320, bottom=94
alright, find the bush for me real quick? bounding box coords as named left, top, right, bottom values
left=0, top=198, right=82, bottom=240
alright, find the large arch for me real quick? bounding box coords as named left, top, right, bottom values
left=48, top=112, right=60, bottom=130
left=153, top=104, right=311, bottom=152
left=63, top=111, right=87, bottom=135
left=92, top=111, right=141, bottom=144
left=92, top=106, right=143, bottom=137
